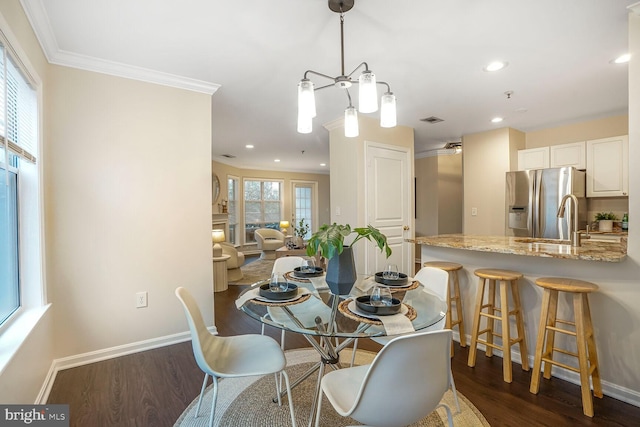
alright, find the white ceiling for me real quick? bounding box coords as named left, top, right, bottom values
left=21, top=0, right=634, bottom=174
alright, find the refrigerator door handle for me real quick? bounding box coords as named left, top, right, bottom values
left=533, top=170, right=541, bottom=237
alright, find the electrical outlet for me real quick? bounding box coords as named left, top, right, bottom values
left=471, top=207, right=478, bottom=216
left=136, top=291, right=148, bottom=308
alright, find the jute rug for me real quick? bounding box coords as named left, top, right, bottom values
left=174, top=348, right=490, bottom=427
left=229, top=258, right=274, bottom=285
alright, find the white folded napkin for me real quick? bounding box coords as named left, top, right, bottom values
left=308, top=276, right=329, bottom=290
left=377, top=312, right=415, bottom=335
left=355, top=276, right=377, bottom=293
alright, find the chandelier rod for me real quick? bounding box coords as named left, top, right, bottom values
left=340, top=11, right=345, bottom=76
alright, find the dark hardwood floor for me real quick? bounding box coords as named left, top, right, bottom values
left=48, top=285, right=640, bottom=427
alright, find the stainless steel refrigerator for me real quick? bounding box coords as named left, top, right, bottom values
left=506, top=167, right=586, bottom=239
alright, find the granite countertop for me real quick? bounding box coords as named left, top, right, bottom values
left=409, top=234, right=627, bottom=263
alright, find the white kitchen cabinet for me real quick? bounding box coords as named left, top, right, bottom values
left=517, top=147, right=549, bottom=171
left=550, top=141, right=586, bottom=169
left=586, top=135, right=628, bottom=197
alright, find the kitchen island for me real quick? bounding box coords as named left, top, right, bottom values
left=410, top=233, right=638, bottom=407
left=411, top=234, right=627, bottom=262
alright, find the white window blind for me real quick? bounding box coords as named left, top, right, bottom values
left=0, top=42, right=37, bottom=163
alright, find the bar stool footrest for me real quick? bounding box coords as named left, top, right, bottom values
left=479, top=312, right=502, bottom=321
left=477, top=339, right=503, bottom=351
left=541, top=357, right=580, bottom=373
left=546, top=325, right=577, bottom=336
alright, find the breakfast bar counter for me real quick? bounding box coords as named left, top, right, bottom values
left=409, top=232, right=639, bottom=405
left=409, top=234, right=627, bottom=263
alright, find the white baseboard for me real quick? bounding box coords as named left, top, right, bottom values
left=36, top=326, right=217, bottom=404
left=453, top=331, right=640, bottom=408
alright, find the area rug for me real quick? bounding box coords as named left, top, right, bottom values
left=229, top=258, right=274, bottom=285
left=174, top=348, right=490, bottom=427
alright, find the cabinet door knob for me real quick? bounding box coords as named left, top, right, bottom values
left=403, top=225, right=410, bottom=231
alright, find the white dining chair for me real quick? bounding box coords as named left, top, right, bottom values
left=369, top=266, right=461, bottom=412
left=175, top=287, right=297, bottom=427
left=316, top=329, right=455, bottom=427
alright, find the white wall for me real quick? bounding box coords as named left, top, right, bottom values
left=415, top=156, right=439, bottom=236
left=437, top=154, right=463, bottom=234
left=462, top=128, right=525, bottom=235
left=415, top=153, right=463, bottom=237
left=45, top=65, right=213, bottom=357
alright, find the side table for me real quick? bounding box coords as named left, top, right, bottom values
left=275, top=246, right=308, bottom=258
left=213, top=254, right=230, bottom=293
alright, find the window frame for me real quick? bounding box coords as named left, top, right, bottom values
left=0, top=12, right=46, bottom=338
left=242, top=178, right=283, bottom=245
left=227, top=174, right=239, bottom=245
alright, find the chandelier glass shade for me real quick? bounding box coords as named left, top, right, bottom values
left=296, top=0, right=397, bottom=137
left=344, top=106, right=359, bottom=137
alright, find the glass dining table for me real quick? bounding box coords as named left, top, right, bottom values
left=235, top=273, right=447, bottom=427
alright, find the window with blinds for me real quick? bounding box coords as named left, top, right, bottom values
left=0, top=42, right=38, bottom=163
left=0, top=37, right=39, bottom=327
left=243, top=179, right=282, bottom=244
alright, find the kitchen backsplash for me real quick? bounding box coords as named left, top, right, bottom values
left=587, top=196, right=629, bottom=226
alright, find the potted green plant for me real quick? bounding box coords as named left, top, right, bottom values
left=595, top=212, right=618, bottom=232
left=293, top=218, right=310, bottom=248
left=306, top=223, right=392, bottom=295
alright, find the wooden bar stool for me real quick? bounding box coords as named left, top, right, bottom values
left=530, top=277, right=602, bottom=417
left=467, top=268, right=529, bottom=383
left=423, top=261, right=466, bottom=353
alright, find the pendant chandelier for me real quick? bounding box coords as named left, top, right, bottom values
left=297, top=0, right=397, bottom=137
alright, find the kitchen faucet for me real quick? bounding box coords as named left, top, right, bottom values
left=557, top=194, right=581, bottom=247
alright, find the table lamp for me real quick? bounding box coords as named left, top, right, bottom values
left=212, top=229, right=225, bottom=257
left=280, top=220, right=290, bottom=235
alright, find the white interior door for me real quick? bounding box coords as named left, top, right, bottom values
left=365, top=142, right=412, bottom=275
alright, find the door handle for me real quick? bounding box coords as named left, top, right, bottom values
left=403, top=225, right=410, bottom=231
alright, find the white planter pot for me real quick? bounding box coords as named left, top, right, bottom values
left=598, top=220, right=613, bottom=232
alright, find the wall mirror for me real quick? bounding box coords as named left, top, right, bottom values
left=212, top=173, right=221, bottom=204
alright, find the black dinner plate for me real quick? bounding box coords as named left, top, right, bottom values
left=374, top=272, right=409, bottom=286
left=355, top=295, right=402, bottom=315
left=293, top=266, right=324, bottom=278
left=258, top=283, right=298, bottom=300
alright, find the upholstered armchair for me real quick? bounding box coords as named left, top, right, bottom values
left=254, top=228, right=285, bottom=259
left=220, top=242, right=245, bottom=281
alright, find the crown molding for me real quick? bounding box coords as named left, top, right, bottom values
left=629, top=2, right=640, bottom=15
left=322, top=117, right=344, bottom=132
left=20, top=0, right=220, bottom=95
left=50, top=50, right=220, bottom=94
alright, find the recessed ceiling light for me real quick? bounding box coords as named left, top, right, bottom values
left=491, top=117, right=504, bottom=123
left=320, top=163, right=326, bottom=167
left=611, top=54, right=630, bottom=64
left=245, top=144, right=254, bottom=149
left=274, top=159, right=281, bottom=162
left=483, top=61, right=508, bottom=72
